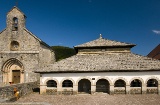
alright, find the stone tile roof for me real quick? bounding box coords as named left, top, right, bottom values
left=74, top=35, right=135, bottom=48
left=35, top=53, right=160, bottom=73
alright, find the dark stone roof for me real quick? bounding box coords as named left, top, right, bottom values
left=35, top=35, right=160, bottom=73
left=147, top=44, right=160, bottom=60
left=35, top=52, right=160, bottom=73
left=74, top=35, right=135, bottom=48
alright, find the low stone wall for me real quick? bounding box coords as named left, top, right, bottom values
left=0, top=82, right=38, bottom=102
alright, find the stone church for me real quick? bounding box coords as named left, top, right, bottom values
left=0, top=6, right=55, bottom=86
left=1, top=6, right=160, bottom=95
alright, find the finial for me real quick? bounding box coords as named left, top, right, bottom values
left=99, top=34, right=102, bottom=39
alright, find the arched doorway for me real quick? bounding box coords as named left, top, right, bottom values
left=130, top=79, right=142, bottom=94
left=2, top=58, right=24, bottom=84
left=78, top=79, right=91, bottom=94
left=96, top=79, right=110, bottom=93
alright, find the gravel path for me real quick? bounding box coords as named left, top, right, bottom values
left=13, top=93, right=160, bottom=105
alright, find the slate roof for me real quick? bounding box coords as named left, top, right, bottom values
left=147, top=44, right=160, bottom=60
left=35, top=52, right=160, bottom=73
left=74, top=35, right=135, bottom=48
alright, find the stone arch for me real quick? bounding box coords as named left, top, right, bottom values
left=129, top=77, right=145, bottom=86
left=76, top=77, right=93, bottom=85
left=94, top=77, right=113, bottom=85
left=44, top=78, right=59, bottom=87
left=113, top=77, right=129, bottom=86
left=145, top=76, right=159, bottom=85
left=60, top=78, right=75, bottom=87
left=2, top=58, right=24, bottom=84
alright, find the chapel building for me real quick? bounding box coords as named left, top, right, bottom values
left=0, top=6, right=55, bottom=85
left=36, top=35, right=160, bottom=95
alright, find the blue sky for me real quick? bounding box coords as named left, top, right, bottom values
left=0, top=0, right=160, bottom=56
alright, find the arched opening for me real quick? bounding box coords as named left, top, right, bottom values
left=62, top=80, right=73, bottom=87
left=130, top=79, right=142, bottom=94
left=147, top=79, right=158, bottom=87
left=47, top=80, right=57, bottom=87
left=78, top=79, right=91, bottom=94
left=10, top=41, right=19, bottom=51
left=114, top=79, right=126, bottom=87
left=146, top=79, right=158, bottom=94
left=2, top=58, right=24, bottom=84
left=96, top=79, right=110, bottom=93
left=114, top=79, right=126, bottom=94
left=131, top=79, right=142, bottom=87
left=12, top=17, right=18, bottom=31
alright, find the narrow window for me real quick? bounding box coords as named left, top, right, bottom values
left=62, top=80, right=73, bottom=87
left=47, top=80, right=57, bottom=87
left=12, top=17, right=18, bottom=31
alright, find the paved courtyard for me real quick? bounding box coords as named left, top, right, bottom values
left=11, top=93, right=160, bottom=105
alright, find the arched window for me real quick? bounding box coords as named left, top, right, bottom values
left=62, top=80, right=73, bottom=87
left=114, top=79, right=126, bottom=87
left=47, top=80, right=57, bottom=87
left=147, top=79, right=158, bottom=87
left=130, top=79, right=142, bottom=87
left=12, top=17, right=18, bottom=31
left=10, top=41, right=19, bottom=51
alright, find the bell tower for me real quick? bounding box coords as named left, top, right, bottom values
left=6, top=6, right=26, bottom=31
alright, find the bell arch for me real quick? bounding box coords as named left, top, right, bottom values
left=2, top=58, right=24, bottom=84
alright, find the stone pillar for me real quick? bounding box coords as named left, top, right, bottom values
left=57, top=85, right=62, bottom=95
left=142, top=84, right=147, bottom=94
left=73, top=85, right=78, bottom=95
left=91, top=85, right=96, bottom=94
left=126, top=85, right=130, bottom=94
left=40, top=85, right=46, bottom=94
left=158, top=84, right=160, bottom=95
left=110, top=85, right=114, bottom=95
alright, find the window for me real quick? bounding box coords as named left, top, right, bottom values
left=62, top=80, right=73, bottom=87
left=12, top=17, right=18, bottom=31
left=147, top=79, right=158, bottom=87
left=47, top=80, right=57, bottom=87
left=130, top=79, right=141, bottom=87
left=114, top=79, right=126, bottom=87
left=10, top=41, right=19, bottom=51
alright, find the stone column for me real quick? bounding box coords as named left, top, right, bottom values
left=57, top=85, right=62, bottom=95
left=40, top=85, right=46, bottom=94
left=91, top=85, right=96, bottom=94
left=126, top=85, right=130, bottom=94
left=142, top=84, right=147, bottom=94
left=158, top=84, right=160, bottom=95
left=73, top=85, right=78, bottom=95
left=110, top=85, right=114, bottom=95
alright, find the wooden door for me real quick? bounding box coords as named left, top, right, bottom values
left=12, top=70, right=20, bottom=84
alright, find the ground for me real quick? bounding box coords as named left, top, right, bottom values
left=10, top=93, right=160, bottom=105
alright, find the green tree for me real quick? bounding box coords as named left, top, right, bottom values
left=51, top=46, right=76, bottom=61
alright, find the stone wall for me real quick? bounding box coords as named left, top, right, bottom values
left=0, top=82, right=38, bottom=102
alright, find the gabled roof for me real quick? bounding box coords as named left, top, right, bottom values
left=35, top=53, right=160, bottom=73
left=7, top=6, right=26, bottom=18
left=74, top=35, right=135, bottom=48
left=24, top=28, right=53, bottom=51
left=147, top=44, right=160, bottom=60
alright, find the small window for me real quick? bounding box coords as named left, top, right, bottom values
left=130, top=79, right=141, bottom=87
left=62, top=80, right=73, bottom=87
left=12, top=17, right=18, bottom=31
left=114, top=79, right=126, bottom=87
left=47, top=80, right=57, bottom=87
left=147, top=79, right=158, bottom=87
left=10, top=41, right=19, bottom=51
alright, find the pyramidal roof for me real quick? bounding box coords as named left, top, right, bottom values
left=74, top=34, right=135, bottom=48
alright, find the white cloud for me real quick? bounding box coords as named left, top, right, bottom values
left=152, top=30, right=160, bottom=34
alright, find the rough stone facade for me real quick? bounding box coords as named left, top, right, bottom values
left=0, top=6, right=55, bottom=86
